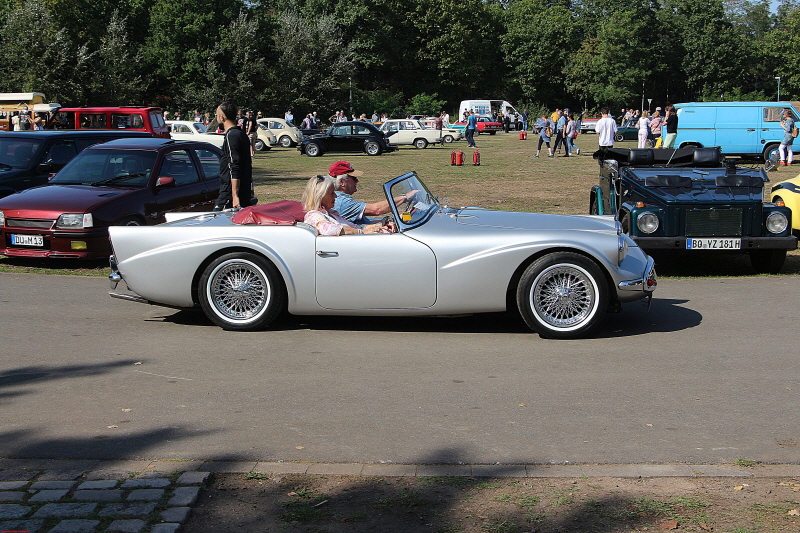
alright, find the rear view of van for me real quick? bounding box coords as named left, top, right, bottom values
left=48, top=107, right=169, bottom=138
left=459, top=99, right=518, bottom=119
left=674, top=101, right=800, bottom=161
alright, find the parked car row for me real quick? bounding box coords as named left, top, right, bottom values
left=167, top=120, right=278, bottom=152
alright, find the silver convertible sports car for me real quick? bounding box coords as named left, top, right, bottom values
left=108, top=172, right=657, bottom=339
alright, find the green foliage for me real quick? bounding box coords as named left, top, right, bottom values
left=355, top=90, right=405, bottom=118
left=0, top=0, right=797, bottom=115
left=406, top=92, right=447, bottom=116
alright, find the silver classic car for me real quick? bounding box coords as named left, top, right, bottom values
left=108, top=172, right=657, bottom=339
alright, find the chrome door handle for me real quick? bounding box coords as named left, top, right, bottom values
left=316, top=251, right=339, bottom=257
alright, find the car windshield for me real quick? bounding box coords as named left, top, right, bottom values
left=387, top=172, right=441, bottom=228
left=0, top=138, right=43, bottom=169
left=50, top=149, right=158, bottom=188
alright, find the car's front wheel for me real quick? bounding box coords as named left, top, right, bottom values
left=516, top=252, right=608, bottom=339
left=614, top=133, right=624, bottom=142
left=414, top=138, right=428, bottom=149
left=254, top=139, right=265, bottom=152
left=365, top=141, right=382, bottom=156
left=198, top=252, right=285, bottom=331
left=442, top=134, right=454, bottom=143
left=304, top=142, right=322, bottom=157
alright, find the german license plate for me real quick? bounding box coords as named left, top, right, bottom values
left=686, top=238, right=741, bottom=250
left=10, top=234, right=44, bottom=246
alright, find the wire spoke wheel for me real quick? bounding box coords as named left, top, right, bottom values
left=517, top=252, right=608, bottom=339
left=198, top=252, right=284, bottom=330
left=531, top=265, right=595, bottom=328
left=210, top=261, right=269, bottom=321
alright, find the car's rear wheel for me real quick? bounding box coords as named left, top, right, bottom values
left=614, top=133, right=624, bottom=142
left=414, top=138, right=428, bottom=149
left=279, top=135, right=293, bottom=148
left=304, top=142, right=322, bottom=157
left=763, top=143, right=780, bottom=163
left=198, top=252, right=285, bottom=331
left=443, top=134, right=454, bottom=143
left=517, top=252, right=608, bottom=339
left=750, top=249, right=787, bottom=274
left=365, top=141, right=382, bottom=156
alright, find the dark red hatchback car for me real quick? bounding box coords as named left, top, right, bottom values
left=0, top=138, right=222, bottom=259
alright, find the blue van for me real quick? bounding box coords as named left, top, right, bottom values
left=673, top=101, right=799, bottom=161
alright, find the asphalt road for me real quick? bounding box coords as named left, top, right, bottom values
left=1, top=272, right=799, bottom=466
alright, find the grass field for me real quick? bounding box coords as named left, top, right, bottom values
left=1, top=131, right=798, bottom=276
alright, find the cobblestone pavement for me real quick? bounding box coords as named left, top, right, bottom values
left=0, top=460, right=210, bottom=533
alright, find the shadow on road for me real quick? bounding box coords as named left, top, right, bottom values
left=152, top=297, right=701, bottom=339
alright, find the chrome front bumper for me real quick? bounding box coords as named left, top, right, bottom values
left=618, top=256, right=657, bottom=292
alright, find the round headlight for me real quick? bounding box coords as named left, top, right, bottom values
left=637, top=212, right=659, bottom=234
left=766, top=212, right=788, bottom=234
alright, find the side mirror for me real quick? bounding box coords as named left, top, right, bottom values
left=37, top=163, right=55, bottom=173
left=157, top=176, right=176, bottom=187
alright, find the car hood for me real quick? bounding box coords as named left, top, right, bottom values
left=0, top=184, right=131, bottom=216
left=454, top=207, right=618, bottom=232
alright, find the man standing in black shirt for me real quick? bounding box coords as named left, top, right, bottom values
left=213, top=101, right=253, bottom=210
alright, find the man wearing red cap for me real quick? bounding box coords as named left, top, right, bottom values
left=328, top=160, right=416, bottom=224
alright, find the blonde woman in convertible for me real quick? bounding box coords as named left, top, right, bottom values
left=301, top=175, right=394, bottom=235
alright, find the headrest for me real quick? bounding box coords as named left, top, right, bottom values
left=645, top=174, right=693, bottom=188
left=232, top=200, right=305, bottom=225
left=693, top=148, right=721, bottom=167
left=628, top=149, right=654, bottom=166
left=715, top=175, right=764, bottom=188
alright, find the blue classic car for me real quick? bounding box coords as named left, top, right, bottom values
left=590, top=147, right=797, bottom=273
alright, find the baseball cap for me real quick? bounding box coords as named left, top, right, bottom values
left=328, top=161, right=363, bottom=177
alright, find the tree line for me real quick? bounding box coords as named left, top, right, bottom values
left=0, top=0, right=798, bottom=119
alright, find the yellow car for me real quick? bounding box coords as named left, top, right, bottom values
left=771, top=173, right=800, bottom=232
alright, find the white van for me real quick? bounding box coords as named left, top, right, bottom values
left=458, top=99, right=518, bottom=120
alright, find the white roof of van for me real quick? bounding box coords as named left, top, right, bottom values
left=0, top=92, right=46, bottom=102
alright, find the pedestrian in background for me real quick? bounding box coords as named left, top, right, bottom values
left=565, top=113, right=579, bottom=156
left=534, top=113, right=554, bottom=158
left=245, top=110, right=258, bottom=157
left=662, top=106, right=678, bottom=149
left=213, top=101, right=253, bottom=211
left=637, top=110, right=651, bottom=148
left=649, top=110, right=662, bottom=145
left=595, top=107, right=617, bottom=151
left=465, top=110, right=478, bottom=148
left=779, top=108, right=795, bottom=167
